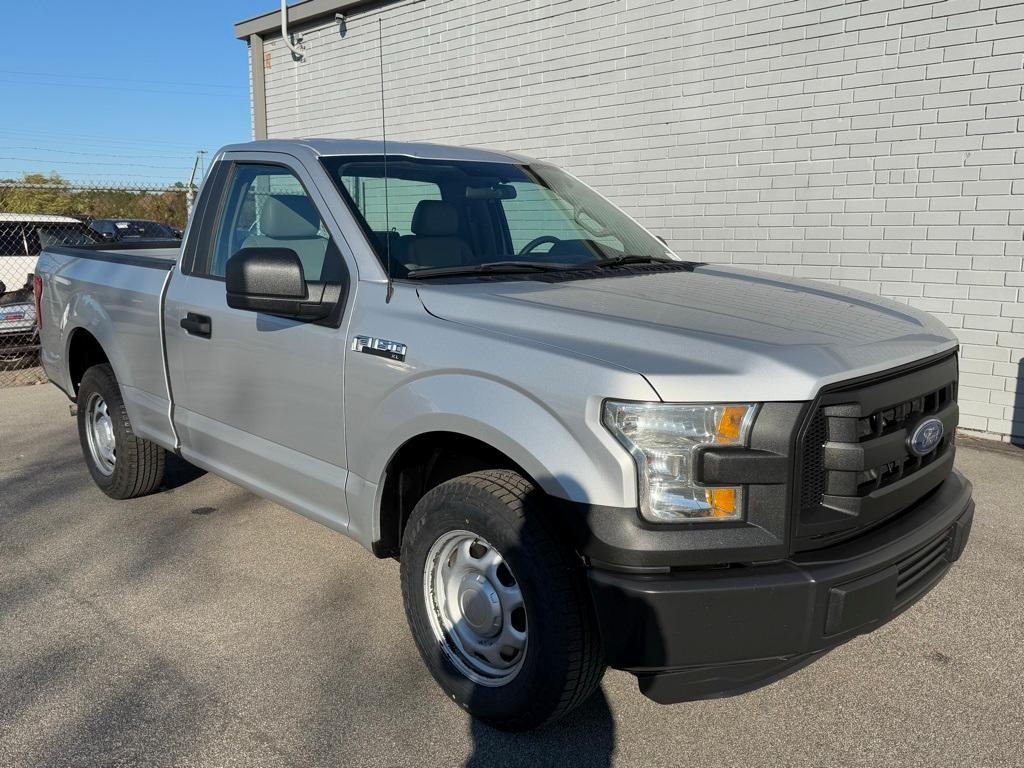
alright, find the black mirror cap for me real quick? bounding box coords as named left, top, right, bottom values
left=225, top=247, right=331, bottom=320
left=226, top=247, right=307, bottom=299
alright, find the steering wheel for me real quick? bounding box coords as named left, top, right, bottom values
left=517, top=235, right=561, bottom=256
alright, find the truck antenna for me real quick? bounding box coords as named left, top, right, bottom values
left=379, top=18, right=393, bottom=304
left=185, top=151, right=202, bottom=218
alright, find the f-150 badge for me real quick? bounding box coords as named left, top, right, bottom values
left=352, top=335, right=407, bottom=362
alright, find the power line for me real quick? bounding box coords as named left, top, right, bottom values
left=0, top=78, right=246, bottom=99
left=0, top=145, right=202, bottom=161
left=0, top=171, right=190, bottom=182
left=0, top=127, right=205, bottom=151
left=0, top=69, right=241, bottom=90
left=0, top=156, right=192, bottom=170
left=0, top=126, right=202, bottom=147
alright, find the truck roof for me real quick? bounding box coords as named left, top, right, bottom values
left=218, top=138, right=532, bottom=166
left=0, top=213, right=82, bottom=223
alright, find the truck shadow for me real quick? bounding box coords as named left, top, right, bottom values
left=162, top=452, right=207, bottom=490
left=466, top=689, right=615, bottom=768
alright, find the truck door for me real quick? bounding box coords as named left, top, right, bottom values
left=163, top=157, right=351, bottom=530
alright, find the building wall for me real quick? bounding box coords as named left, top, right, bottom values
left=258, top=0, right=1024, bottom=442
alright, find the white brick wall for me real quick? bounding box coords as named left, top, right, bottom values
left=258, top=0, right=1024, bottom=442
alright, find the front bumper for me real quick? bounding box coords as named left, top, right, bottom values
left=587, top=470, right=974, bottom=704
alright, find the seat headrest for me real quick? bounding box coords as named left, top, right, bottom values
left=261, top=195, right=321, bottom=238
left=411, top=200, right=459, bottom=237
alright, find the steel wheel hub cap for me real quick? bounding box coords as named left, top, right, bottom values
left=458, top=573, right=501, bottom=635
left=424, top=531, right=527, bottom=686
left=85, top=393, right=116, bottom=476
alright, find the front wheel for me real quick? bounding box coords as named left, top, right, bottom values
left=77, top=363, right=165, bottom=499
left=400, top=470, right=605, bottom=731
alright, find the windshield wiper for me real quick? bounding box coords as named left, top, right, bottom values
left=591, top=254, right=701, bottom=270
left=594, top=255, right=672, bottom=266
left=406, top=261, right=575, bottom=279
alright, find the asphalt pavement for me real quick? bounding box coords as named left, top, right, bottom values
left=1, top=383, right=1022, bottom=767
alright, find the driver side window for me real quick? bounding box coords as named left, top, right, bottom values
left=200, top=164, right=341, bottom=282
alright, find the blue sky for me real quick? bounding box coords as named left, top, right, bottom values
left=0, top=0, right=268, bottom=186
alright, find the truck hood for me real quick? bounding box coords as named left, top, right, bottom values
left=415, top=265, right=958, bottom=402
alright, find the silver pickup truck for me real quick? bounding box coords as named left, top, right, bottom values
left=36, top=139, right=974, bottom=731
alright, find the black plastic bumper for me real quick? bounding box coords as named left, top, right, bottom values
left=586, top=471, right=974, bottom=704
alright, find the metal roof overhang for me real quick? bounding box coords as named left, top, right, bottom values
left=234, top=0, right=398, bottom=40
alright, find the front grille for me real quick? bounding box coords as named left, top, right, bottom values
left=794, top=354, right=959, bottom=552
left=798, top=411, right=828, bottom=521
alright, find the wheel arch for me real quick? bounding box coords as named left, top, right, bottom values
left=351, top=372, right=637, bottom=557
left=373, top=430, right=541, bottom=558
left=66, top=326, right=111, bottom=394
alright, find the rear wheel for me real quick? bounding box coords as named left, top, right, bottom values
left=400, top=470, right=605, bottom=731
left=77, top=363, right=165, bottom=499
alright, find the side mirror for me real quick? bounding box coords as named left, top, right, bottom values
left=225, top=247, right=332, bottom=321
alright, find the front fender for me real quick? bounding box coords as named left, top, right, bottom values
left=341, top=284, right=660, bottom=552
left=345, top=369, right=654, bottom=551
left=374, top=373, right=633, bottom=504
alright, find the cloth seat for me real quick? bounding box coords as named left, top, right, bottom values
left=402, top=200, right=474, bottom=269
left=242, top=195, right=329, bottom=281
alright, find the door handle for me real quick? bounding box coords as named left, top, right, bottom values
left=180, top=312, right=212, bottom=338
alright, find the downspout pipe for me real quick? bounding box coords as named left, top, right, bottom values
left=280, top=0, right=304, bottom=60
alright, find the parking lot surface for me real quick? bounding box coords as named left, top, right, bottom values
left=1, top=383, right=1022, bottom=767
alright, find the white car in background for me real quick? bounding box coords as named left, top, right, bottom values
left=0, top=213, right=98, bottom=368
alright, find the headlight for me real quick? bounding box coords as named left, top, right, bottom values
left=603, top=402, right=757, bottom=523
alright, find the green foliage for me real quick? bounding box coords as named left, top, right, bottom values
left=0, top=173, right=188, bottom=229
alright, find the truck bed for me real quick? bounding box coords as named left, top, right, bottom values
left=44, top=241, right=180, bottom=270
left=36, top=241, right=182, bottom=451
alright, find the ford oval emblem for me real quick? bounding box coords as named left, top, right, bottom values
left=908, top=418, right=945, bottom=457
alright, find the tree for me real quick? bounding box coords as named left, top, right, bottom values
left=0, top=173, right=188, bottom=228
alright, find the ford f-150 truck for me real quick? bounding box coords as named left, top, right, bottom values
left=35, top=139, right=974, bottom=731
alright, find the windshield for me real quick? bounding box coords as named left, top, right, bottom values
left=321, top=155, right=674, bottom=277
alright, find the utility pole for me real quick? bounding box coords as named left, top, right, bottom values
left=185, top=150, right=207, bottom=218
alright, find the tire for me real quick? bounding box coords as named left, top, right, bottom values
left=400, top=469, right=605, bottom=731
left=77, top=363, right=165, bottom=499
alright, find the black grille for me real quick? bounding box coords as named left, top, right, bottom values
left=852, top=381, right=955, bottom=495
left=799, top=412, right=828, bottom=520
left=895, top=528, right=954, bottom=609
left=794, top=354, right=959, bottom=552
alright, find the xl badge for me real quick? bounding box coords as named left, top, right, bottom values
left=353, top=335, right=407, bottom=362
left=908, top=418, right=944, bottom=457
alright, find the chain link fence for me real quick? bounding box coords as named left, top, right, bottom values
left=0, top=178, right=188, bottom=387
